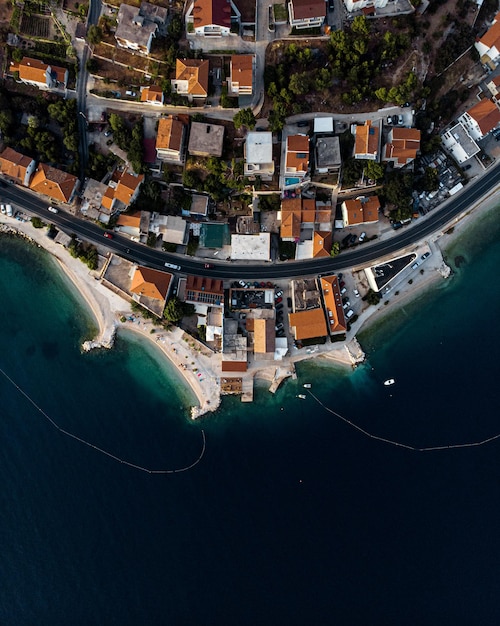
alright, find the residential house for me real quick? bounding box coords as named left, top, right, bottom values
left=458, top=98, right=500, bottom=141
left=441, top=123, right=480, bottom=164
left=343, top=0, right=388, bottom=12
left=285, top=134, right=310, bottom=178
left=244, top=131, right=274, bottom=180
left=475, top=11, right=500, bottom=69
left=116, top=211, right=142, bottom=238
left=100, top=169, right=144, bottom=213
left=253, top=319, right=276, bottom=355
left=229, top=55, right=253, bottom=95
left=187, top=0, right=239, bottom=36
left=384, top=127, right=421, bottom=167
left=156, top=116, right=186, bottom=163
left=130, top=266, right=172, bottom=316
left=0, top=148, right=36, bottom=186
left=171, top=59, right=209, bottom=99
left=188, top=121, right=224, bottom=157
left=320, top=275, right=347, bottom=335
left=140, top=85, right=164, bottom=105
left=184, top=275, right=224, bottom=306
left=188, top=194, right=210, bottom=218
left=150, top=214, right=189, bottom=245
left=10, top=57, right=68, bottom=90
left=115, top=2, right=167, bottom=54
left=486, top=74, right=500, bottom=103
left=315, top=136, right=341, bottom=174
left=312, top=231, right=332, bottom=258
left=354, top=120, right=380, bottom=161
left=289, top=309, right=327, bottom=341
left=280, top=198, right=333, bottom=241
left=29, top=163, right=78, bottom=203
left=288, top=0, right=326, bottom=29
left=341, top=195, right=380, bottom=227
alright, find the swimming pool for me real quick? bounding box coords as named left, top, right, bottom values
left=285, top=177, right=300, bottom=186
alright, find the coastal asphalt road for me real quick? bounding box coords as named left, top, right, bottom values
left=2, top=161, right=500, bottom=279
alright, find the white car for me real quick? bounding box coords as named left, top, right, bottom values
left=48, top=206, right=58, bottom=213
left=346, top=309, right=355, bottom=319
left=353, top=289, right=360, bottom=298
left=358, top=232, right=367, bottom=243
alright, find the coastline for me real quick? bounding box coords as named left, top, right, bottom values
left=352, top=183, right=500, bottom=339
left=1, top=182, right=498, bottom=417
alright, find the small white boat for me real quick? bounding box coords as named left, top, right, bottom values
left=384, top=379, right=395, bottom=386
left=303, top=383, right=311, bottom=389
left=297, top=394, right=307, bottom=400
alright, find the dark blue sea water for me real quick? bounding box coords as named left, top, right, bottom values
left=0, top=210, right=499, bottom=626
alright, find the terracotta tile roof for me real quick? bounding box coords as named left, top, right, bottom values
left=477, top=12, right=500, bottom=50
left=175, top=59, right=209, bottom=96
left=290, top=0, right=326, bottom=20
left=320, top=275, right=346, bottom=334
left=286, top=134, right=309, bottom=173
left=253, top=318, right=276, bottom=354
left=467, top=98, right=500, bottom=134
left=313, top=231, right=332, bottom=258
left=280, top=211, right=301, bottom=239
left=13, top=57, right=67, bottom=86
left=117, top=211, right=141, bottom=228
left=230, top=55, right=253, bottom=89
left=343, top=196, right=380, bottom=225
left=156, top=116, right=184, bottom=151
left=287, top=134, right=309, bottom=152
left=192, top=0, right=232, bottom=28
left=355, top=120, right=379, bottom=158
left=29, top=163, right=77, bottom=202
left=140, top=85, right=164, bottom=103
left=289, top=309, right=327, bottom=340
left=114, top=170, right=144, bottom=206
left=0, top=147, right=33, bottom=183
left=101, top=187, right=115, bottom=211
left=185, top=275, right=223, bottom=296
left=130, top=266, right=172, bottom=301
left=385, top=127, right=421, bottom=165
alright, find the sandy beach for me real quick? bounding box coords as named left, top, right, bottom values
left=1, top=181, right=498, bottom=417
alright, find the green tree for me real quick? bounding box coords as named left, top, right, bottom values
left=365, top=160, right=385, bottom=181
left=233, top=108, right=256, bottom=130
left=351, top=15, right=370, bottom=35
left=87, top=24, right=103, bottom=45
left=330, top=242, right=340, bottom=257
left=163, top=297, right=194, bottom=323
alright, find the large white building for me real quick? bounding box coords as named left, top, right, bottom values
left=343, top=0, right=388, bottom=13
left=457, top=99, right=500, bottom=141
left=441, top=123, right=480, bottom=164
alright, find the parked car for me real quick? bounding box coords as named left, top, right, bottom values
left=276, top=302, right=283, bottom=310
left=387, top=116, right=393, bottom=125
left=297, top=121, right=309, bottom=127
left=125, top=90, right=137, bottom=97
left=342, top=301, right=350, bottom=310
left=204, top=263, right=213, bottom=268
left=164, top=262, right=181, bottom=270
left=275, top=323, right=284, bottom=332
left=275, top=290, right=283, bottom=298
left=353, top=289, right=360, bottom=298
left=104, top=129, right=112, bottom=137
left=398, top=115, right=404, bottom=125
left=238, top=280, right=246, bottom=287
left=346, top=309, right=355, bottom=319
left=275, top=296, right=283, bottom=304
left=103, top=232, right=114, bottom=239
left=392, top=221, right=402, bottom=230
left=358, top=232, right=367, bottom=242
left=0, top=204, right=6, bottom=214
left=340, top=287, right=347, bottom=296
left=287, top=297, right=292, bottom=308
left=463, top=164, right=471, bottom=170
left=421, top=251, right=431, bottom=260
left=328, top=0, right=335, bottom=9
left=339, top=280, right=345, bottom=288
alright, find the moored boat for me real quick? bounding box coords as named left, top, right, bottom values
left=303, top=383, right=311, bottom=389
left=384, top=379, right=395, bottom=386
left=297, top=394, right=307, bottom=399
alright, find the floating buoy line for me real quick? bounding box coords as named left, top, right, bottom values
left=0, top=367, right=206, bottom=474
left=308, top=391, right=500, bottom=452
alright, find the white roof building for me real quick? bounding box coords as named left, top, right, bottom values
left=441, top=123, right=480, bottom=164
left=231, top=233, right=271, bottom=261
left=244, top=132, right=274, bottom=180
left=313, top=117, right=334, bottom=133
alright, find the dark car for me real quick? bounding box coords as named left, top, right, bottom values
left=339, top=280, right=345, bottom=288
left=463, top=164, right=472, bottom=171
left=297, top=120, right=309, bottom=127
left=204, top=263, right=213, bottom=268
left=328, top=0, right=334, bottom=9
left=392, top=221, right=402, bottom=230
left=275, top=296, right=283, bottom=304
left=103, top=231, right=114, bottom=239
left=276, top=303, right=284, bottom=310
left=287, top=297, right=292, bottom=308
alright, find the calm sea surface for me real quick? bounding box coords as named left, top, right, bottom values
left=0, top=209, right=499, bottom=625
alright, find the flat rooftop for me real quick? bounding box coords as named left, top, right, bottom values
left=316, top=136, right=341, bottom=169
left=188, top=122, right=225, bottom=157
